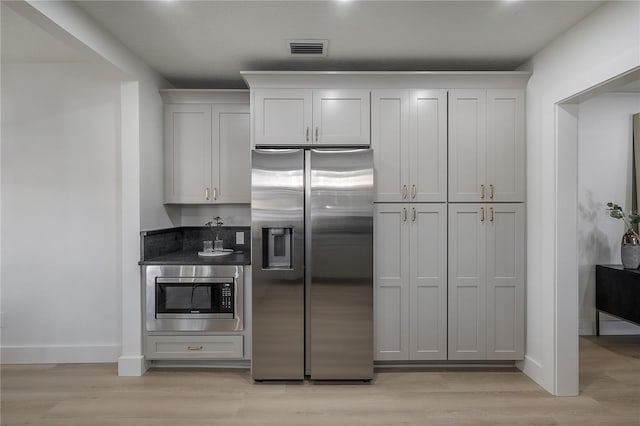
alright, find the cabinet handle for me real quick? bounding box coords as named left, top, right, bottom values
left=480, top=207, right=485, bottom=222
left=315, top=126, right=319, bottom=142
left=306, top=127, right=310, bottom=142
left=490, top=207, right=495, bottom=222
left=402, top=185, right=408, bottom=200
left=213, top=187, right=218, bottom=200
left=481, top=184, right=485, bottom=200
left=187, top=345, right=204, bottom=351
left=411, top=184, right=416, bottom=199
left=412, top=207, right=416, bottom=222
left=403, top=208, right=407, bottom=222
left=205, top=188, right=210, bottom=201
left=490, top=184, right=494, bottom=200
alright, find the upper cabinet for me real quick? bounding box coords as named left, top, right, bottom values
left=162, top=90, right=250, bottom=204
left=371, top=90, right=447, bottom=203
left=164, top=103, right=213, bottom=204
left=213, top=104, right=251, bottom=203
left=253, top=89, right=370, bottom=146
left=449, top=89, right=525, bottom=202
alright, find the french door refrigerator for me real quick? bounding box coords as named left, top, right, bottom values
left=251, top=148, right=374, bottom=380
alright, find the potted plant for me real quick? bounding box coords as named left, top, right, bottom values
left=607, top=202, right=640, bottom=269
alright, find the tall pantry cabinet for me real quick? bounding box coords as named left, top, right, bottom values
left=447, top=89, right=526, bottom=360
left=372, top=77, right=526, bottom=363
left=371, top=90, right=448, bottom=361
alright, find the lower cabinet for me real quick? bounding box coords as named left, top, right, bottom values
left=374, top=203, right=448, bottom=361
left=448, top=203, right=525, bottom=360
left=374, top=202, right=525, bottom=362
left=145, top=335, right=243, bottom=360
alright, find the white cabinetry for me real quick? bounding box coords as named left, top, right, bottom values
left=254, top=89, right=370, bottom=146
left=146, top=335, right=243, bottom=360
left=213, top=104, right=251, bottom=203
left=374, top=203, right=447, bottom=361
left=449, top=90, right=525, bottom=202
left=448, top=203, right=525, bottom=360
left=371, top=90, right=447, bottom=203
left=163, top=91, right=250, bottom=204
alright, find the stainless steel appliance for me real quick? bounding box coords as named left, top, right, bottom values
left=145, top=265, right=244, bottom=332
left=251, top=148, right=374, bottom=380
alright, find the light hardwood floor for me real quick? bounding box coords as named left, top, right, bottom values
left=2, top=336, right=639, bottom=425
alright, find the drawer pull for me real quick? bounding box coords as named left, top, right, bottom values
left=187, top=345, right=204, bottom=351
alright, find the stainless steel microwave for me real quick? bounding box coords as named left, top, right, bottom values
left=144, top=265, right=243, bottom=332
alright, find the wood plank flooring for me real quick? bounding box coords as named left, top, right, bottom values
left=1, top=336, right=638, bottom=425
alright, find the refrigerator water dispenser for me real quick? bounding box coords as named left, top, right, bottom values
left=263, top=228, right=292, bottom=269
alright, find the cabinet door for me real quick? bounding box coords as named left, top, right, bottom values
left=486, top=203, right=525, bottom=360
left=448, top=90, right=486, bottom=202
left=409, top=90, right=448, bottom=202
left=213, top=104, right=250, bottom=203
left=164, top=104, right=212, bottom=203
left=313, top=90, right=370, bottom=145
left=371, top=90, right=409, bottom=202
left=409, top=203, right=447, bottom=360
left=374, top=204, right=410, bottom=360
left=486, top=90, right=525, bottom=202
left=448, top=203, right=486, bottom=360
left=254, top=89, right=312, bottom=145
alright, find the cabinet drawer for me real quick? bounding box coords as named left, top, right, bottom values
left=146, top=335, right=243, bottom=360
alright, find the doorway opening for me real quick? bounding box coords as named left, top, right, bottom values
left=556, top=68, right=640, bottom=395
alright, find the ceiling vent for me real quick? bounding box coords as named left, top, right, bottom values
left=288, top=39, right=328, bottom=57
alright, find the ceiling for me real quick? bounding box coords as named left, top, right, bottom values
left=5, top=1, right=633, bottom=91
left=63, top=0, right=607, bottom=88
left=1, top=3, right=90, bottom=64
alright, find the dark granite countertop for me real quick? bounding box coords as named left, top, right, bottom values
left=139, top=226, right=251, bottom=266
left=139, top=249, right=251, bottom=266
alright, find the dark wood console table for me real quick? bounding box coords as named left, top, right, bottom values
left=595, top=265, right=640, bottom=335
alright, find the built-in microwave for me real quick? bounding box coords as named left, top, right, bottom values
left=144, top=265, right=243, bottom=332
left=155, top=278, right=234, bottom=319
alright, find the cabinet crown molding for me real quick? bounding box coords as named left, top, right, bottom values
left=160, top=89, right=249, bottom=104
left=241, top=71, right=531, bottom=89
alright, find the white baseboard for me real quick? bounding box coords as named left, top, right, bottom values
left=1, top=344, right=120, bottom=364
left=518, top=355, right=554, bottom=394
left=118, top=355, right=148, bottom=376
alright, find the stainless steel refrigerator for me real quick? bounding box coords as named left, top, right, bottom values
left=251, top=148, right=374, bottom=380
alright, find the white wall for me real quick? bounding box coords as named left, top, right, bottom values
left=578, top=93, right=640, bottom=336
left=1, top=62, right=122, bottom=362
left=520, top=1, right=640, bottom=395
left=1, top=1, right=171, bottom=374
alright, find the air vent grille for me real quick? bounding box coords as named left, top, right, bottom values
left=288, top=40, right=328, bottom=57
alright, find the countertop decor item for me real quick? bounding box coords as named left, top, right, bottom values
left=607, top=202, right=640, bottom=269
